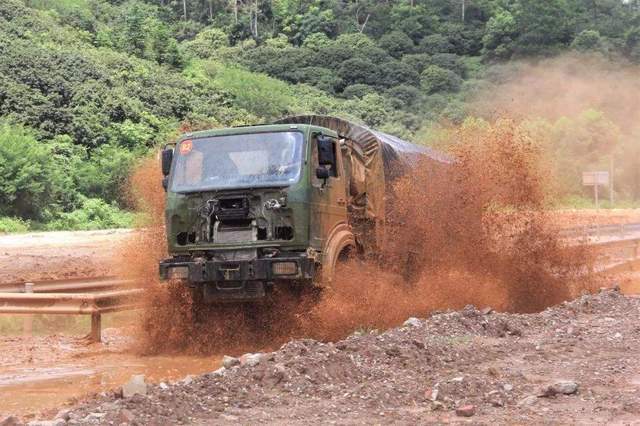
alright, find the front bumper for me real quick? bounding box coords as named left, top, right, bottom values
left=159, top=254, right=315, bottom=302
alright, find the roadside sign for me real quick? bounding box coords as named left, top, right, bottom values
left=582, top=171, right=609, bottom=186
left=582, top=171, right=610, bottom=209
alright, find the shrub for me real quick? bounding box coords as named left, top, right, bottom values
left=342, top=84, right=376, bottom=99
left=0, top=217, right=30, bottom=233
left=571, top=30, right=603, bottom=52
left=45, top=197, right=135, bottom=231
left=420, top=65, right=462, bottom=94
left=0, top=124, right=63, bottom=220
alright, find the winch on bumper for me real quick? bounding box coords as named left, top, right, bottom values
left=159, top=253, right=315, bottom=302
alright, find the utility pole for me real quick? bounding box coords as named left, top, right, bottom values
left=182, top=0, right=187, bottom=20
left=461, top=0, right=465, bottom=22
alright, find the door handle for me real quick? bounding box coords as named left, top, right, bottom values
left=337, top=198, right=346, bottom=206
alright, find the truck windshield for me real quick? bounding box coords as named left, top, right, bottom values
left=170, top=131, right=304, bottom=192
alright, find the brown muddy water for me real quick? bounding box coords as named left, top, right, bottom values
left=0, top=351, right=220, bottom=417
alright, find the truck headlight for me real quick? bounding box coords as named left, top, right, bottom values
left=168, top=266, right=189, bottom=280
left=272, top=262, right=298, bottom=276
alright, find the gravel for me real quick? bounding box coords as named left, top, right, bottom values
left=27, top=289, right=640, bottom=425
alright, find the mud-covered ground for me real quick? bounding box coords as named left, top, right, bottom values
left=40, top=289, right=640, bottom=425
left=1, top=214, right=640, bottom=424
left=0, top=229, right=131, bottom=283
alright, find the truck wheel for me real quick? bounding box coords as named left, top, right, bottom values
left=321, top=227, right=356, bottom=285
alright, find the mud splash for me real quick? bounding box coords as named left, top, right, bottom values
left=123, top=120, right=596, bottom=353
left=307, top=120, right=595, bottom=341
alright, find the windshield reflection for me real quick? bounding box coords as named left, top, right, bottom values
left=171, top=131, right=304, bottom=192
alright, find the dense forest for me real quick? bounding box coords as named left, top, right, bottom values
left=1, top=0, right=640, bottom=231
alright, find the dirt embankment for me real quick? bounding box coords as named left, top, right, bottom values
left=54, top=289, right=640, bottom=425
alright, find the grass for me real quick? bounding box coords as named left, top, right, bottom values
left=0, top=217, right=30, bottom=233
left=555, top=195, right=640, bottom=209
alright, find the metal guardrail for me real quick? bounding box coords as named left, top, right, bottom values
left=0, top=276, right=135, bottom=294
left=0, top=278, right=142, bottom=342
left=558, top=222, right=640, bottom=239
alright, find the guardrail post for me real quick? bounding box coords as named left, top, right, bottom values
left=23, top=282, right=34, bottom=338
left=90, top=312, right=101, bottom=343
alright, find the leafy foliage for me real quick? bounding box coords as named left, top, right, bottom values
left=3, top=0, right=640, bottom=229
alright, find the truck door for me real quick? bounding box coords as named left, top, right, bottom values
left=310, top=134, right=347, bottom=250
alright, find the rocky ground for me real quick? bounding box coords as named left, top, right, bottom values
left=11, top=288, right=638, bottom=425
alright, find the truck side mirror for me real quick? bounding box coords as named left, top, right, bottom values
left=317, top=137, right=336, bottom=167
left=316, top=167, right=330, bottom=180
left=161, top=148, right=173, bottom=176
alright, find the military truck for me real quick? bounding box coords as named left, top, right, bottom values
left=159, top=115, right=449, bottom=303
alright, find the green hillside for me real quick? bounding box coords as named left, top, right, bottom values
left=1, top=0, right=640, bottom=231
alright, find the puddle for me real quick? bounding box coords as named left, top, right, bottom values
left=0, top=353, right=221, bottom=417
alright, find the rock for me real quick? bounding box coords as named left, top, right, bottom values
left=0, top=419, right=20, bottom=426
left=481, top=307, right=493, bottom=315
left=517, top=395, right=538, bottom=407
left=115, top=409, right=136, bottom=424
left=54, top=410, right=70, bottom=421
left=264, top=363, right=287, bottom=386
left=27, top=421, right=65, bottom=426
left=222, top=355, right=240, bottom=369
left=0, top=417, right=20, bottom=426
left=540, top=380, right=578, bottom=397
left=122, top=374, right=147, bottom=398
left=220, top=414, right=239, bottom=421
left=85, top=413, right=106, bottom=420
left=181, top=375, right=195, bottom=385
left=240, top=353, right=264, bottom=367
left=159, top=382, right=169, bottom=390
left=403, top=317, right=422, bottom=327
left=613, top=332, right=622, bottom=339
left=502, top=383, right=513, bottom=392
left=455, top=405, right=476, bottom=417
left=210, top=367, right=225, bottom=376
left=431, top=401, right=445, bottom=411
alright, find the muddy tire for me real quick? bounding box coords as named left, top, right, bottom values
left=321, top=226, right=356, bottom=286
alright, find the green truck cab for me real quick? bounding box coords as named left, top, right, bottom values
left=159, top=115, right=446, bottom=303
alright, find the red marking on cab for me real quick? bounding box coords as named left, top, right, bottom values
left=179, top=139, right=193, bottom=154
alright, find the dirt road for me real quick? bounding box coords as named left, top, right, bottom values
left=52, top=289, right=640, bottom=424
left=0, top=229, right=132, bottom=283
left=1, top=215, right=640, bottom=424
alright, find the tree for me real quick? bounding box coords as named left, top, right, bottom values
left=512, top=0, right=574, bottom=55
left=0, top=124, right=63, bottom=220
left=418, top=34, right=453, bottom=54
left=337, top=57, right=380, bottom=87
left=482, top=8, right=518, bottom=58
left=378, top=30, right=414, bottom=58
left=420, top=65, right=462, bottom=94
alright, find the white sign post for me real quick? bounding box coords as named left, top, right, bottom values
left=582, top=171, right=610, bottom=209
